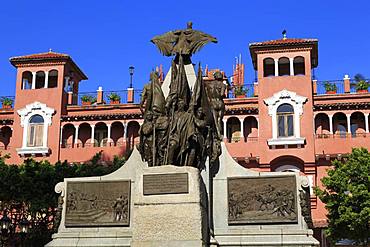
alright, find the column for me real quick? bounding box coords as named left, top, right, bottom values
left=223, top=119, right=227, bottom=139
left=90, top=124, right=95, bottom=145
left=60, top=126, right=63, bottom=145
left=31, top=72, right=36, bottom=89
left=328, top=115, right=333, bottom=134
left=74, top=125, right=79, bottom=147
left=289, top=57, right=294, bottom=76
left=274, top=58, right=279, bottom=76
left=107, top=123, right=112, bottom=144
left=123, top=123, right=128, bottom=140
left=346, top=114, right=351, bottom=134
left=44, top=71, right=49, bottom=88
left=239, top=118, right=244, bottom=141
left=364, top=113, right=369, bottom=133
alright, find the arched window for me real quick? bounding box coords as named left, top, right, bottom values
left=35, top=71, right=45, bottom=89
left=27, top=115, right=44, bottom=147
left=263, top=58, right=275, bottom=77
left=22, top=71, right=33, bottom=90
left=293, top=56, right=305, bottom=75
left=277, top=104, right=294, bottom=137
left=278, top=57, right=290, bottom=76
left=48, top=70, right=58, bottom=88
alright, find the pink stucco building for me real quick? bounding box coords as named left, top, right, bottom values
left=0, top=37, right=369, bottom=246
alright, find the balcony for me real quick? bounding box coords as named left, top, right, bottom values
left=314, top=78, right=370, bottom=95
left=315, top=133, right=370, bottom=155
left=69, top=89, right=142, bottom=106
left=227, top=84, right=256, bottom=99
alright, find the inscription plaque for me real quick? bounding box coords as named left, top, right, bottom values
left=65, top=180, right=130, bottom=227
left=228, top=176, right=297, bottom=224
left=143, top=173, right=189, bottom=195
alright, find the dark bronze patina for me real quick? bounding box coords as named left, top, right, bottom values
left=138, top=22, right=223, bottom=168
left=227, top=176, right=298, bottom=224
left=143, top=173, right=189, bottom=195
left=65, top=180, right=130, bottom=227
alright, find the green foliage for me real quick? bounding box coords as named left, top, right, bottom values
left=324, top=82, right=337, bottom=92
left=0, top=97, right=13, bottom=106
left=314, top=148, right=370, bottom=246
left=80, top=95, right=96, bottom=103
left=0, top=153, right=126, bottom=246
left=233, top=85, right=248, bottom=96
left=107, top=92, right=121, bottom=101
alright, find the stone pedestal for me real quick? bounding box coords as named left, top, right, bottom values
left=131, top=165, right=208, bottom=247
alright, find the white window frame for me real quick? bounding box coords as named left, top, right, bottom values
left=16, top=102, right=55, bottom=156
left=264, top=89, right=307, bottom=147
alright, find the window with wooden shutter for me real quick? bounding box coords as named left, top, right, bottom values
left=27, top=115, right=44, bottom=147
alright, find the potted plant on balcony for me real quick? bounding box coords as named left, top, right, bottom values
left=324, top=82, right=337, bottom=94
left=80, top=95, right=96, bottom=106
left=108, top=93, right=121, bottom=104
left=234, top=86, right=248, bottom=98
left=0, top=97, right=13, bottom=109
left=353, top=74, right=369, bottom=93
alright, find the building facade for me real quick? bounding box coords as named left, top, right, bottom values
left=0, top=38, right=369, bottom=246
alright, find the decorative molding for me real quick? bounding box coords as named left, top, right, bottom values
left=17, top=101, right=55, bottom=127
left=264, top=89, right=307, bottom=116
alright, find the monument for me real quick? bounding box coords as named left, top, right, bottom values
left=47, top=23, right=319, bottom=247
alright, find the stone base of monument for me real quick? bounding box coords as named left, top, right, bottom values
left=210, top=143, right=319, bottom=247
left=45, top=148, right=145, bottom=247
left=131, top=165, right=208, bottom=247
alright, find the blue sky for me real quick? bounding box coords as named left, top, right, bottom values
left=1, top=0, right=370, bottom=96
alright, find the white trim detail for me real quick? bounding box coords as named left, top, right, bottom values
left=16, top=101, right=55, bottom=155
left=264, top=89, right=307, bottom=147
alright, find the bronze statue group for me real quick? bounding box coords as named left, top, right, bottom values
left=138, top=22, right=225, bottom=168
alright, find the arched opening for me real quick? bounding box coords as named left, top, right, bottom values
left=94, top=122, right=108, bottom=147
left=243, top=116, right=258, bottom=142
left=350, top=112, right=366, bottom=137
left=127, top=121, right=140, bottom=150
left=293, top=56, right=305, bottom=75
left=35, top=71, right=45, bottom=89
left=263, top=58, right=275, bottom=77
left=226, top=117, right=241, bottom=143
left=278, top=57, right=290, bottom=76
left=0, top=126, right=12, bottom=150
left=277, top=104, right=294, bottom=137
left=314, top=113, right=330, bottom=137
left=78, top=123, right=91, bottom=147
left=270, top=156, right=304, bottom=172
left=61, top=124, right=75, bottom=148
left=111, top=122, right=125, bottom=146
left=27, top=115, right=44, bottom=147
left=48, top=70, right=58, bottom=88
left=22, top=71, right=33, bottom=90
left=333, top=112, right=347, bottom=138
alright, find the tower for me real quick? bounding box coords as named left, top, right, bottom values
left=9, top=51, right=87, bottom=164
left=249, top=36, right=318, bottom=166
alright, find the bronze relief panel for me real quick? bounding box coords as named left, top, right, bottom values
left=65, top=180, right=130, bottom=227
left=228, top=176, right=297, bottom=224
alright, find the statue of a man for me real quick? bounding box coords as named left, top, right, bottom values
left=186, top=107, right=207, bottom=167
left=167, top=100, right=195, bottom=166
left=140, top=71, right=166, bottom=116
left=138, top=112, right=154, bottom=166
left=206, top=71, right=226, bottom=140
